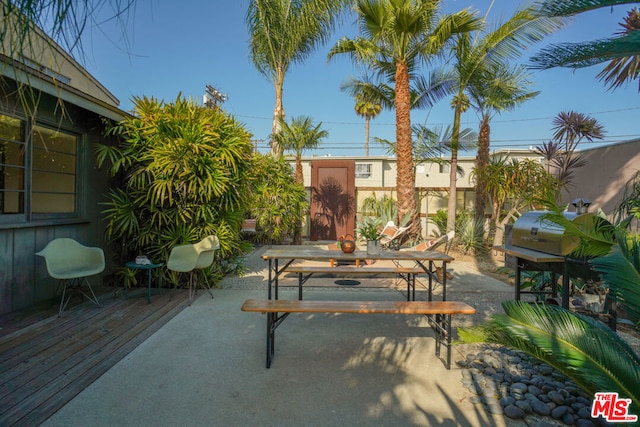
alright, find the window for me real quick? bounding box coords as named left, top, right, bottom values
left=355, top=163, right=372, bottom=178
left=0, top=115, right=25, bottom=214
left=439, top=163, right=450, bottom=174
left=0, top=113, right=79, bottom=221
left=32, top=125, right=77, bottom=214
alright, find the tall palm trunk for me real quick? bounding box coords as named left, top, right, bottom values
left=447, top=105, right=462, bottom=233
left=364, top=116, right=370, bottom=156
left=475, top=114, right=490, bottom=220
left=295, top=155, right=303, bottom=184
left=395, top=61, right=421, bottom=238
left=271, top=72, right=285, bottom=157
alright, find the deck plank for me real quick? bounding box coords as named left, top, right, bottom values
left=0, top=287, right=190, bottom=426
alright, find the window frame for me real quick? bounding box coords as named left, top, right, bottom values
left=0, top=111, right=83, bottom=225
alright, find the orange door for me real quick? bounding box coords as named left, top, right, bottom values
left=310, top=160, right=355, bottom=241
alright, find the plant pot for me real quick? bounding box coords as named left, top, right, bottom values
left=366, top=239, right=380, bottom=256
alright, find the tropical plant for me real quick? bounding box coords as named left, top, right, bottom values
left=474, top=300, right=640, bottom=416
left=271, top=115, right=328, bottom=184
left=468, top=63, right=540, bottom=220
left=360, top=193, right=411, bottom=227
left=461, top=185, right=640, bottom=414
left=354, top=93, right=382, bottom=157
left=356, top=216, right=383, bottom=241
left=443, top=4, right=564, bottom=233
left=269, top=115, right=324, bottom=243
left=96, top=95, right=254, bottom=286
left=245, top=0, right=350, bottom=156
left=470, top=156, right=558, bottom=248
left=531, top=1, right=640, bottom=92
left=328, top=0, right=481, bottom=240
left=536, top=111, right=604, bottom=191
left=615, top=170, right=640, bottom=230
left=245, top=153, right=308, bottom=244
left=455, top=209, right=487, bottom=254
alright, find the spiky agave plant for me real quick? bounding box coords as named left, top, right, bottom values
left=485, top=301, right=640, bottom=415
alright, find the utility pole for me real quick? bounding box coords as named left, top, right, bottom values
left=203, top=85, right=227, bottom=109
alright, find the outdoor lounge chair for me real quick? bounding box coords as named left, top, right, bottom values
left=396, top=231, right=455, bottom=285
left=400, top=231, right=455, bottom=254
left=167, top=235, right=219, bottom=304
left=379, top=221, right=410, bottom=249
left=36, top=238, right=104, bottom=316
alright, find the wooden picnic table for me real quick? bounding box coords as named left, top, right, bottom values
left=261, top=245, right=454, bottom=301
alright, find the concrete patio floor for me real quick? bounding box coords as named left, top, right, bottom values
left=42, top=246, right=523, bottom=427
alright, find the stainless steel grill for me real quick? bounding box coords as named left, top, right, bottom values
left=496, top=199, right=614, bottom=328
left=511, top=211, right=582, bottom=256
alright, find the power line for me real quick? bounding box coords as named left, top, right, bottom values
left=235, top=106, right=640, bottom=128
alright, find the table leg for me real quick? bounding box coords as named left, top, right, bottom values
left=441, top=261, right=447, bottom=301
left=147, top=268, right=152, bottom=303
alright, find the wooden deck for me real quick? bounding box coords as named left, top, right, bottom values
left=0, top=287, right=191, bottom=426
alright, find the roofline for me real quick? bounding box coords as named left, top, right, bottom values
left=1, top=55, right=130, bottom=122
left=3, top=9, right=121, bottom=106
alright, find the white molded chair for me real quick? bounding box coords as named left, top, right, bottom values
left=35, top=238, right=104, bottom=315
left=167, top=235, right=219, bottom=304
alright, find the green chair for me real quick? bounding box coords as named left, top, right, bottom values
left=167, top=235, right=219, bottom=304
left=36, top=238, right=104, bottom=315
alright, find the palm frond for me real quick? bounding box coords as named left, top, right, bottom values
left=535, top=0, right=640, bottom=17
left=486, top=301, right=640, bottom=413
left=591, top=241, right=640, bottom=322
left=530, top=30, right=640, bottom=70
left=538, top=197, right=617, bottom=258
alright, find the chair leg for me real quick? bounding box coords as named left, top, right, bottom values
left=200, top=270, right=214, bottom=300
left=80, top=277, right=101, bottom=307
left=58, top=279, right=73, bottom=316
left=58, top=277, right=101, bottom=316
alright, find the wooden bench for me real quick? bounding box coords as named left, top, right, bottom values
left=284, top=265, right=425, bottom=301
left=241, top=299, right=476, bottom=369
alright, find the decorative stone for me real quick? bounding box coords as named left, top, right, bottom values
left=551, top=405, right=569, bottom=419
left=504, top=404, right=526, bottom=419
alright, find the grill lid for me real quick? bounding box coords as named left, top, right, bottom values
left=511, top=211, right=592, bottom=256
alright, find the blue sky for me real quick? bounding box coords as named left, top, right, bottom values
left=79, top=0, right=640, bottom=157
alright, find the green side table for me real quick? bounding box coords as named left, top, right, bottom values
left=125, top=261, right=163, bottom=303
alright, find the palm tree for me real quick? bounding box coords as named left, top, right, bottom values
left=246, top=0, right=350, bottom=157
left=354, top=95, right=382, bottom=156
left=444, top=5, right=564, bottom=233
left=531, top=1, right=640, bottom=92
left=271, top=115, right=328, bottom=184
left=328, top=0, right=480, bottom=239
left=468, top=63, right=540, bottom=221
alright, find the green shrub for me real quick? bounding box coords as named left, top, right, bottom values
left=245, top=154, right=308, bottom=244
left=96, top=95, right=254, bottom=285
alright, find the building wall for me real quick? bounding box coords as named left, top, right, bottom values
left=0, top=84, right=118, bottom=314
left=561, top=139, right=640, bottom=217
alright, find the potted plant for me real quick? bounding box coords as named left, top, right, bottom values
left=357, top=217, right=382, bottom=255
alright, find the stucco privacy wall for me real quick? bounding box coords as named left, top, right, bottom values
left=561, top=138, right=640, bottom=216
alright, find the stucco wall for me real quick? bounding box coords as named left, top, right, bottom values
left=561, top=139, right=640, bottom=217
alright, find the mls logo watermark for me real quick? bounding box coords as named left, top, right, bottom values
left=591, top=392, right=638, bottom=423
